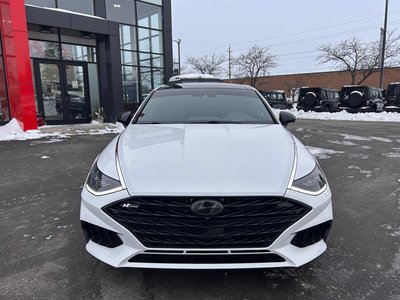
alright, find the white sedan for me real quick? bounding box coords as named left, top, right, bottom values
left=80, top=80, right=332, bottom=269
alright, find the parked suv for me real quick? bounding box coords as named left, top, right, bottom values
left=339, top=85, right=384, bottom=112
left=385, top=82, right=400, bottom=111
left=259, top=90, right=292, bottom=109
left=297, top=87, right=340, bottom=112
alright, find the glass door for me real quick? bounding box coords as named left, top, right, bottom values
left=36, top=62, right=64, bottom=122
left=64, top=63, right=90, bottom=122
left=33, top=60, right=91, bottom=124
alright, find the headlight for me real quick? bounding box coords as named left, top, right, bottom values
left=86, top=162, right=123, bottom=196
left=291, top=163, right=327, bottom=195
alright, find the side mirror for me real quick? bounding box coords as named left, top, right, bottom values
left=117, top=111, right=133, bottom=127
left=279, top=111, right=296, bottom=127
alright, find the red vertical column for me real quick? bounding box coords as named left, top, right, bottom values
left=0, top=0, right=36, bottom=130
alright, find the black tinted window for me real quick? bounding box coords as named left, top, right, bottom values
left=136, top=88, right=276, bottom=124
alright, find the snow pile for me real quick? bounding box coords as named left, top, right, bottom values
left=0, top=118, right=125, bottom=141
left=0, top=119, right=23, bottom=134
left=272, top=109, right=400, bottom=122
left=306, top=146, right=344, bottom=159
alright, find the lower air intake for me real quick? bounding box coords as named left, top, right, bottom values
left=291, top=220, right=332, bottom=248
left=81, top=221, right=123, bottom=248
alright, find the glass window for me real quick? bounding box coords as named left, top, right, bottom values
left=137, top=2, right=162, bottom=30
left=150, top=30, right=162, bottom=53
left=151, top=54, right=163, bottom=68
left=139, top=53, right=162, bottom=68
left=138, top=28, right=150, bottom=52
left=57, top=0, right=93, bottom=15
left=138, top=29, right=162, bottom=53
left=29, top=40, right=60, bottom=59
left=120, top=25, right=136, bottom=51
left=62, top=44, right=96, bottom=62
left=140, top=67, right=152, bottom=95
left=106, top=0, right=136, bottom=25
left=121, top=51, right=137, bottom=65
left=122, top=66, right=139, bottom=102
left=152, top=68, right=163, bottom=87
left=25, top=0, right=56, bottom=7
left=139, top=0, right=162, bottom=6
left=139, top=52, right=151, bottom=67
left=136, top=89, right=276, bottom=124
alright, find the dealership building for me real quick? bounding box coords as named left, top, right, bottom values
left=0, top=0, right=173, bottom=130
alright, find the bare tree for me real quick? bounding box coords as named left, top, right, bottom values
left=234, top=45, right=277, bottom=88
left=317, top=31, right=400, bottom=85
left=186, top=53, right=227, bottom=76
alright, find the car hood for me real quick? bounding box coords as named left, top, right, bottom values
left=118, top=124, right=295, bottom=196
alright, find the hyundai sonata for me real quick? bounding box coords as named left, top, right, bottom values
left=80, top=80, right=332, bottom=269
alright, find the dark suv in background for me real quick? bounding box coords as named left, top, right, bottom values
left=339, top=86, right=384, bottom=112
left=385, top=82, right=400, bottom=111
left=297, top=87, right=340, bottom=112
left=259, top=90, right=292, bottom=109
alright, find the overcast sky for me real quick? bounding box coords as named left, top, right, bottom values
left=171, top=0, right=400, bottom=76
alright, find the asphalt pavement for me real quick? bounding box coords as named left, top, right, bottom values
left=0, top=119, right=399, bottom=300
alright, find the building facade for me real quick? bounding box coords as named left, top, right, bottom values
left=231, top=67, right=400, bottom=99
left=0, top=0, right=172, bottom=130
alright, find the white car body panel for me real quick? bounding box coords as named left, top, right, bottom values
left=80, top=185, right=332, bottom=269
left=119, top=124, right=295, bottom=196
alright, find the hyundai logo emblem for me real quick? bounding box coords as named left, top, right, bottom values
left=191, top=199, right=224, bottom=216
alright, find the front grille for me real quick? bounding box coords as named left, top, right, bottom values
left=129, top=253, right=285, bottom=264
left=103, top=196, right=311, bottom=248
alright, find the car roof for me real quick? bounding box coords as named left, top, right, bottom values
left=300, top=87, right=337, bottom=91
left=162, top=82, right=254, bottom=90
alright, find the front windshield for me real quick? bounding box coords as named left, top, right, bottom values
left=135, top=88, right=276, bottom=124
left=264, top=92, right=286, bottom=101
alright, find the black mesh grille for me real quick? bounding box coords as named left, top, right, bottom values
left=103, top=196, right=311, bottom=248
left=81, top=221, right=123, bottom=248
left=129, top=253, right=285, bottom=264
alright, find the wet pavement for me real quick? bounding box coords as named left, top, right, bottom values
left=0, top=119, right=399, bottom=300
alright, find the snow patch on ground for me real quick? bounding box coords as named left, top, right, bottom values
left=0, top=118, right=23, bottom=134
left=348, top=165, right=373, bottom=177
left=382, top=224, right=400, bottom=237
left=306, top=146, right=344, bottom=159
left=383, top=152, right=400, bottom=158
left=359, top=145, right=371, bottom=150
left=340, top=134, right=371, bottom=141
left=370, top=136, right=393, bottom=143
left=349, top=153, right=369, bottom=160
left=273, top=109, right=400, bottom=122
left=328, top=140, right=358, bottom=146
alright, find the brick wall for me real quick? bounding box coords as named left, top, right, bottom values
left=228, top=67, right=400, bottom=97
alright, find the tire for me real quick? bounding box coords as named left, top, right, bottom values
left=303, top=92, right=317, bottom=108
left=348, top=91, right=363, bottom=108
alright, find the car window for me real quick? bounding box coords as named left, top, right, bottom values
left=265, top=92, right=285, bottom=101
left=135, top=88, right=276, bottom=124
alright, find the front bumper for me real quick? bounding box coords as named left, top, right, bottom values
left=80, top=187, right=333, bottom=269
